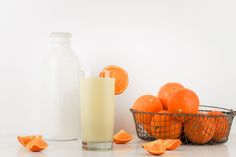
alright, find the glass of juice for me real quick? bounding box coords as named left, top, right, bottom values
left=80, top=71, right=115, bottom=150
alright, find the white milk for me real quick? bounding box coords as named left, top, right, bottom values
left=40, top=32, right=80, bottom=140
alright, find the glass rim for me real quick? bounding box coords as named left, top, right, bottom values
left=80, top=70, right=113, bottom=79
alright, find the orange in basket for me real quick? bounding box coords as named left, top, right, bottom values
left=132, top=95, right=163, bottom=128
left=209, top=111, right=230, bottom=142
left=113, top=129, right=133, bottom=144
left=157, top=82, right=184, bottom=110
left=150, top=110, right=182, bottom=139
left=184, top=112, right=216, bottom=144
left=168, top=88, right=199, bottom=122
left=99, top=65, right=128, bottom=95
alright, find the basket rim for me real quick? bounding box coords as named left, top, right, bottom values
left=130, top=105, right=235, bottom=117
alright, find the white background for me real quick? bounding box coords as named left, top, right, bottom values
left=0, top=0, right=235, bottom=136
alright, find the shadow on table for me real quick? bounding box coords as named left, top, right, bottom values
left=182, top=144, right=229, bottom=157
left=17, top=148, right=48, bottom=157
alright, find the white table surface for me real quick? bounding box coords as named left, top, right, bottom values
left=0, top=134, right=235, bottom=157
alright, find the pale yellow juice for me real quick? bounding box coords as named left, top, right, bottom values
left=80, top=77, right=115, bottom=142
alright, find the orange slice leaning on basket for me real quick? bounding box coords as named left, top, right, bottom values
left=99, top=65, right=128, bottom=95
left=113, top=129, right=133, bottom=144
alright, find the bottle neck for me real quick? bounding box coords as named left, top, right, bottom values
left=51, top=41, right=71, bottom=48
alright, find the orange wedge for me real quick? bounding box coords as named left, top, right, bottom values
left=162, top=139, right=182, bottom=150
left=142, top=139, right=166, bottom=155
left=26, top=136, right=48, bottom=152
left=113, top=129, right=133, bottom=144
left=17, top=135, right=42, bottom=147
left=99, top=65, right=128, bottom=95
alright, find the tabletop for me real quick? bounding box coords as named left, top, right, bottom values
left=0, top=134, right=235, bottom=157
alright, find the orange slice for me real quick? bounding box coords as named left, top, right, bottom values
left=17, top=135, right=42, bottom=147
left=26, top=136, right=48, bottom=152
left=162, top=139, right=182, bottom=150
left=142, top=139, right=166, bottom=155
left=113, top=129, right=133, bottom=144
left=99, top=65, right=128, bottom=95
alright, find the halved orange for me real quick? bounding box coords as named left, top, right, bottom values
left=142, top=139, right=166, bottom=155
left=162, top=139, right=182, bottom=150
left=17, top=135, right=42, bottom=147
left=99, top=65, right=128, bottom=95
left=26, top=136, right=48, bottom=152
left=113, top=129, right=133, bottom=144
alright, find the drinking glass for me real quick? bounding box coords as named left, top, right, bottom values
left=80, top=71, right=115, bottom=150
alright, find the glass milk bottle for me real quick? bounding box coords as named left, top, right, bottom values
left=40, top=32, right=80, bottom=140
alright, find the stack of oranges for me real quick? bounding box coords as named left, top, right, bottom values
left=132, top=82, right=229, bottom=144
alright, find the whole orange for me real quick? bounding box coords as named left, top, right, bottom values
left=208, top=111, right=229, bottom=142
left=132, top=95, right=163, bottom=129
left=184, top=113, right=215, bottom=144
left=168, top=88, right=199, bottom=122
left=158, top=82, right=184, bottom=110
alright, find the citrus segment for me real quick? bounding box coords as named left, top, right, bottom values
left=162, top=139, right=182, bottom=150
left=142, top=139, right=166, bottom=155
left=113, top=129, right=133, bottom=144
left=25, top=136, right=48, bottom=152
left=17, top=135, right=42, bottom=147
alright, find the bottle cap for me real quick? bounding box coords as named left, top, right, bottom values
left=50, top=32, right=72, bottom=38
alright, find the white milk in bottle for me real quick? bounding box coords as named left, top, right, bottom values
left=40, top=32, right=80, bottom=140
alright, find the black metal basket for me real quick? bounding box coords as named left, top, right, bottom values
left=130, top=105, right=236, bottom=145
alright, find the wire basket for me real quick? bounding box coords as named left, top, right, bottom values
left=130, top=105, right=236, bottom=145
